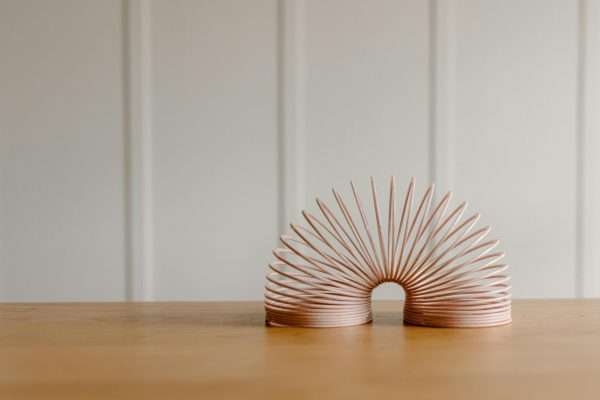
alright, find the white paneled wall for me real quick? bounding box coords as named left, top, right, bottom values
left=452, top=0, right=579, bottom=297
left=302, top=0, right=430, bottom=299
left=0, top=0, right=127, bottom=300
left=1, top=0, right=599, bottom=301
left=151, top=0, right=279, bottom=300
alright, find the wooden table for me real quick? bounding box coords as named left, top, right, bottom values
left=0, top=300, right=598, bottom=399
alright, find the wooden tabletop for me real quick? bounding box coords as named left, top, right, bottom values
left=0, top=300, right=599, bottom=399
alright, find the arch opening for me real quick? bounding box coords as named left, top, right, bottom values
left=369, top=281, right=406, bottom=324
left=371, top=281, right=406, bottom=301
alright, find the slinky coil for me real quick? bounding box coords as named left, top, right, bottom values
left=264, top=177, right=511, bottom=328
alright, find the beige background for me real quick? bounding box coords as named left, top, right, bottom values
left=1, top=0, right=599, bottom=301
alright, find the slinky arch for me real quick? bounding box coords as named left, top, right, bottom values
left=264, top=177, right=511, bottom=328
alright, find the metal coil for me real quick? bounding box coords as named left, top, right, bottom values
left=265, top=177, right=511, bottom=328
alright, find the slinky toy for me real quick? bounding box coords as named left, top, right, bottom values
left=264, top=177, right=511, bottom=328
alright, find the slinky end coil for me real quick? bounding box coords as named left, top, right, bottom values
left=265, top=297, right=512, bottom=328
left=264, top=177, right=512, bottom=328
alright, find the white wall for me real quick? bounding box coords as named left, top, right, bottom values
left=1, top=0, right=599, bottom=301
left=0, top=0, right=127, bottom=300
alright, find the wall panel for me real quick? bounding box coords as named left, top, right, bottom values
left=451, top=0, right=578, bottom=297
left=0, top=0, right=127, bottom=300
left=0, top=0, right=595, bottom=301
left=303, top=0, right=431, bottom=298
left=151, top=0, right=279, bottom=300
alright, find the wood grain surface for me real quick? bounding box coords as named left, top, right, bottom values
left=0, top=300, right=598, bottom=399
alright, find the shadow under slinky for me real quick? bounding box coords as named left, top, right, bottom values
left=370, top=311, right=405, bottom=326
left=196, top=311, right=408, bottom=329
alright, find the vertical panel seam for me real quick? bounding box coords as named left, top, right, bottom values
left=428, top=0, right=437, bottom=187
left=577, top=0, right=600, bottom=297
left=122, top=0, right=131, bottom=301
left=575, top=0, right=585, bottom=298
left=278, top=0, right=306, bottom=238
left=430, top=0, right=455, bottom=194
left=124, top=0, right=154, bottom=301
